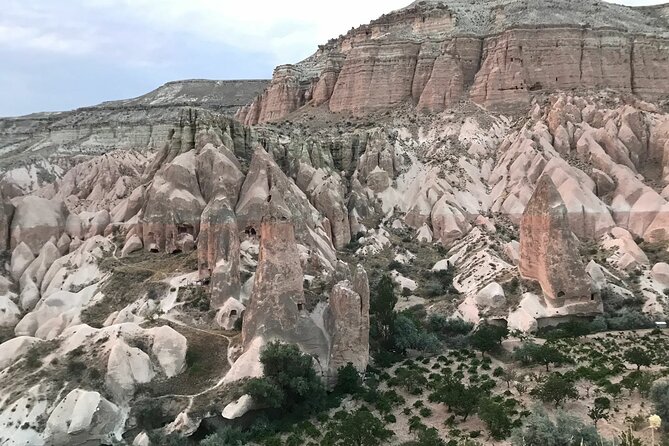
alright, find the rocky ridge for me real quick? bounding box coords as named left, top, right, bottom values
left=0, top=1, right=669, bottom=444
left=237, top=0, right=669, bottom=123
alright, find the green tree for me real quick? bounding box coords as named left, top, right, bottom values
left=624, top=347, right=652, bottom=371
left=322, top=407, right=394, bottom=446
left=510, top=409, right=606, bottom=446
left=429, top=378, right=482, bottom=421
left=470, top=323, right=508, bottom=357
left=650, top=379, right=669, bottom=428
left=478, top=398, right=512, bottom=440
left=244, top=342, right=326, bottom=413
left=531, top=374, right=579, bottom=408
left=534, top=344, right=569, bottom=372
left=371, top=275, right=397, bottom=346
left=200, top=426, right=248, bottom=446
left=393, top=315, right=440, bottom=354
left=410, top=427, right=446, bottom=446
left=335, top=363, right=362, bottom=395
left=587, top=396, right=611, bottom=427
left=622, top=371, right=655, bottom=397
left=245, top=377, right=284, bottom=409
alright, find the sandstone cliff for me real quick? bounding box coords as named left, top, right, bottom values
left=238, top=0, right=669, bottom=124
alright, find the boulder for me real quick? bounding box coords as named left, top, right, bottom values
left=10, top=242, right=35, bottom=281
left=86, top=210, right=111, bottom=239
left=105, top=340, right=154, bottom=402
left=145, top=326, right=187, bottom=378
left=0, top=336, right=40, bottom=370
left=121, top=234, right=143, bottom=257
left=222, top=394, right=255, bottom=420
left=475, top=282, right=506, bottom=308
left=45, top=389, right=123, bottom=446
left=651, top=262, right=669, bottom=289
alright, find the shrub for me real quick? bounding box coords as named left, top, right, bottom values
left=393, top=315, right=441, bottom=354
left=478, top=398, right=512, bottom=440
left=589, top=316, right=608, bottom=333
left=470, top=323, right=508, bottom=357
left=510, top=409, right=607, bottom=446
left=244, top=342, right=326, bottom=413
left=651, top=380, right=669, bottom=430
left=321, top=407, right=394, bottom=446
left=335, top=363, right=363, bottom=396
left=531, top=374, right=578, bottom=408
left=428, top=315, right=474, bottom=337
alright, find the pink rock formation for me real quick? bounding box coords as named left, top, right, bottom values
left=326, top=265, right=370, bottom=383
left=519, top=175, right=594, bottom=306
left=237, top=2, right=669, bottom=124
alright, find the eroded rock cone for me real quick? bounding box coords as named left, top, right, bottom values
left=326, top=265, right=370, bottom=385
left=519, top=175, right=594, bottom=306
left=241, top=187, right=308, bottom=347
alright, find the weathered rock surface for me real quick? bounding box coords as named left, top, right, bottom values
left=238, top=0, right=669, bottom=123
left=10, top=196, right=68, bottom=255
left=325, top=265, right=370, bottom=384
left=520, top=175, right=595, bottom=307
left=44, top=389, right=124, bottom=446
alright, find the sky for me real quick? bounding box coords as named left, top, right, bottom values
left=0, top=0, right=664, bottom=117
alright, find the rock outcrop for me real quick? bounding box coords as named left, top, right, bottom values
left=325, top=265, right=370, bottom=384
left=10, top=196, right=68, bottom=255
left=238, top=0, right=669, bottom=124
left=519, top=175, right=595, bottom=307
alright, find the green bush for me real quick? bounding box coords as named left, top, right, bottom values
left=335, top=363, right=363, bottom=396
left=530, top=374, right=578, bottom=408
left=651, top=379, right=669, bottom=430
left=393, top=315, right=441, bottom=354
left=510, top=409, right=607, bottom=446
left=321, top=407, right=394, bottom=446
left=244, top=342, right=326, bottom=413
left=470, top=323, right=508, bottom=357
left=478, top=398, right=513, bottom=440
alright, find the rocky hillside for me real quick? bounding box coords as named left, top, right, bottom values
left=0, top=80, right=268, bottom=196
left=1, top=1, right=669, bottom=445
left=237, top=0, right=669, bottom=124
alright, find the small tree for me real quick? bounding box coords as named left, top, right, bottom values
left=534, top=344, right=569, bottom=372
left=412, top=427, right=445, bottom=446
left=510, top=409, right=605, bottom=446
left=429, top=378, right=482, bottom=421
left=371, top=275, right=397, bottom=347
left=587, top=396, right=611, bottom=427
left=531, top=373, right=579, bottom=408
left=624, top=347, right=652, bottom=371
left=244, top=341, right=326, bottom=413
left=650, top=380, right=669, bottom=429
left=322, top=407, right=394, bottom=446
left=470, top=323, right=509, bottom=357
left=478, top=398, right=513, bottom=440
left=335, top=363, right=362, bottom=395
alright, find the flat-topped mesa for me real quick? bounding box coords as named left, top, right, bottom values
left=519, top=175, right=595, bottom=308
left=237, top=0, right=669, bottom=124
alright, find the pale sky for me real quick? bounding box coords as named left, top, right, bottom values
left=0, top=0, right=664, bottom=117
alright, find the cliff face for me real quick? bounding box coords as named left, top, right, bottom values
left=237, top=0, right=669, bottom=124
